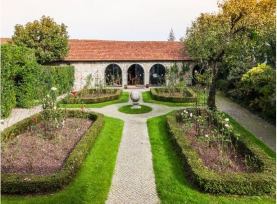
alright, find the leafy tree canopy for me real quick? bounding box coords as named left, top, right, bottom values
left=12, top=16, right=69, bottom=64
left=184, top=0, right=275, bottom=109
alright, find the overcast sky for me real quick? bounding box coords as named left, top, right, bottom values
left=1, top=0, right=218, bottom=41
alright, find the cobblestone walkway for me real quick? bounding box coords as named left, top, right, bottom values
left=216, top=93, right=276, bottom=151
left=92, top=90, right=179, bottom=204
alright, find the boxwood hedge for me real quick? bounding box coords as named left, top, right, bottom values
left=62, top=89, right=121, bottom=104
left=150, top=87, right=196, bottom=103
left=166, top=110, right=275, bottom=195
left=1, top=44, right=41, bottom=116
left=1, top=110, right=104, bottom=194
left=1, top=44, right=75, bottom=118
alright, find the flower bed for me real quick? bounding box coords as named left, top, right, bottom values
left=166, top=108, right=275, bottom=195
left=62, top=89, right=122, bottom=104
left=1, top=110, right=104, bottom=194
left=150, top=87, right=196, bottom=103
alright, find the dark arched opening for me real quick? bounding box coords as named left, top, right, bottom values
left=127, top=64, right=144, bottom=85
left=105, top=64, right=122, bottom=86
left=149, top=64, right=166, bottom=86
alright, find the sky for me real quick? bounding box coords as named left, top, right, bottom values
left=1, top=0, right=219, bottom=41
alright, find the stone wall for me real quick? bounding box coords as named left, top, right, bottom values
left=62, top=61, right=194, bottom=90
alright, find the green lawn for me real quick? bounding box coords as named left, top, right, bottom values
left=118, top=104, right=152, bottom=114
left=147, top=114, right=275, bottom=204
left=58, top=92, right=129, bottom=108
left=142, top=89, right=206, bottom=107
left=2, top=116, right=124, bottom=204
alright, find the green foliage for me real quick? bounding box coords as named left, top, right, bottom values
left=231, top=64, right=276, bottom=121
left=41, top=65, right=74, bottom=95
left=12, top=16, right=69, bottom=64
left=147, top=115, right=275, bottom=203
left=62, top=89, right=121, bottom=104
left=184, top=0, right=276, bottom=109
left=118, top=105, right=152, bottom=114
left=59, top=91, right=129, bottom=108
left=1, top=44, right=41, bottom=113
left=1, top=45, right=74, bottom=118
left=166, top=110, right=275, bottom=195
left=1, top=111, right=104, bottom=194
left=41, top=87, right=65, bottom=138
left=150, top=87, right=197, bottom=103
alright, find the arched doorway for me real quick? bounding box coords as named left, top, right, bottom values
left=105, top=64, right=122, bottom=86
left=127, top=64, right=144, bottom=85
left=149, top=64, right=166, bottom=86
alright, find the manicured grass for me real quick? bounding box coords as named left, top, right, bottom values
left=147, top=114, right=275, bottom=204
left=118, top=104, right=152, bottom=114
left=58, top=91, right=129, bottom=108
left=1, top=116, right=124, bottom=204
left=142, top=89, right=206, bottom=107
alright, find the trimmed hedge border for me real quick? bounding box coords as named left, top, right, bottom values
left=150, top=87, right=196, bottom=103
left=166, top=110, right=275, bottom=195
left=1, top=110, right=104, bottom=194
left=62, top=89, right=122, bottom=104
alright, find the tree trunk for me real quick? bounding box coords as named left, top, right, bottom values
left=207, top=63, right=218, bottom=110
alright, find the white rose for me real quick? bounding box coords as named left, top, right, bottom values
left=190, top=113, right=193, bottom=117
left=224, top=118, right=229, bottom=122
left=225, top=124, right=229, bottom=128
left=205, top=134, right=209, bottom=138
left=51, top=87, right=57, bottom=91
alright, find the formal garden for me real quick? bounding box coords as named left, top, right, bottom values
left=1, top=0, right=276, bottom=203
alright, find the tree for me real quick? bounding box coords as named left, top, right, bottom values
left=12, top=16, right=69, bottom=64
left=168, top=28, right=176, bottom=41
left=185, top=0, right=275, bottom=110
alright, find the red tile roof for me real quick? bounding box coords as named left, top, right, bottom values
left=65, top=39, right=190, bottom=62
left=0, top=38, right=190, bottom=61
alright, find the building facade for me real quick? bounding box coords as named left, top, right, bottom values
left=63, top=39, right=194, bottom=90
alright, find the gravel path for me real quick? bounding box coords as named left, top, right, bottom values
left=216, top=93, right=276, bottom=151
left=91, top=90, right=179, bottom=204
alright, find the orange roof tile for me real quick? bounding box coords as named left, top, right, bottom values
left=0, top=38, right=190, bottom=61
left=65, top=39, right=190, bottom=62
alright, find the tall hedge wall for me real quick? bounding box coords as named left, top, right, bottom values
left=1, top=44, right=41, bottom=117
left=1, top=44, right=75, bottom=118
left=41, top=65, right=74, bottom=95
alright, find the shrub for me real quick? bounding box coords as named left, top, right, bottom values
left=232, top=64, right=276, bottom=122
left=167, top=109, right=275, bottom=195
left=41, top=65, right=74, bottom=95
left=62, top=89, right=121, bottom=104
left=150, top=87, right=196, bottom=103
left=1, top=81, right=16, bottom=118
left=1, top=44, right=42, bottom=110
left=1, top=110, right=104, bottom=194
left=216, top=79, right=230, bottom=92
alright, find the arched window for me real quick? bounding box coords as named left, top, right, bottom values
left=127, top=64, right=144, bottom=85
left=149, top=64, right=166, bottom=86
left=105, top=64, right=122, bottom=86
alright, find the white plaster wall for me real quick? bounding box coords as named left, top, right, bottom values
left=67, top=61, right=194, bottom=90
